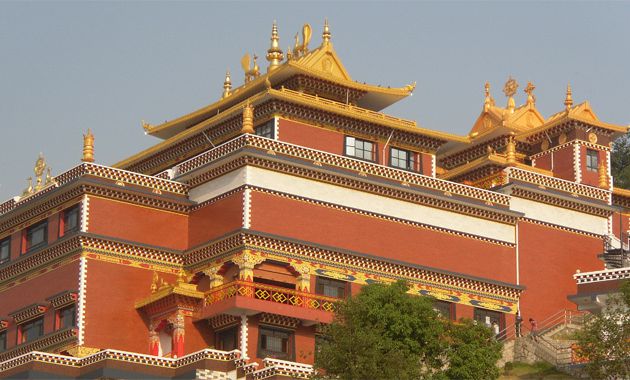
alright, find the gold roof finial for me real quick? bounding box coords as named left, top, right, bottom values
left=483, top=82, right=495, bottom=112
left=564, top=83, right=573, bottom=111
left=266, top=21, right=284, bottom=72
left=141, top=120, right=153, bottom=132
left=322, top=18, right=331, bottom=45
left=503, top=76, right=518, bottom=113
left=524, top=81, right=536, bottom=106
left=241, top=53, right=261, bottom=83
left=34, top=153, right=46, bottom=192
left=222, top=70, right=232, bottom=99
left=241, top=101, right=255, bottom=134
left=82, top=128, right=95, bottom=163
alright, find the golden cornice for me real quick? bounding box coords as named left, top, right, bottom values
left=612, top=187, right=630, bottom=199
left=134, top=283, right=203, bottom=310
left=439, top=153, right=552, bottom=181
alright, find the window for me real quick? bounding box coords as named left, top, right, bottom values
left=390, top=147, right=417, bottom=171
left=473, top=308, right=504, bottom=338
left=0, top=330, right=6, bottom=352
left=433, top=301, right=454, bottom=320
left=25, top=221, right=48, bottom=252
left=586, top=149, right=599, bottom=172
left=56, top=305, right=76, bottom=330
left=258, top=327, right=294, bottom=360
left=216, top=326, right=238, bottom=351
left=0, top=237, right=9, bottom=265
left=345, top=136, right=376, bottom=162
left=62, top=205, right=80, bottom=235
left=315, top=277, right=347, bottom=298
left=255, top=120, right=275, bottom=139
left=19, top=317, right=44, bottom=344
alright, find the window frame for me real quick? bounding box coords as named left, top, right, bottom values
left=257, top=326, right=295, bottom=360
left=215, top=325, right=239, bottom=351
left=433, top=300, right=455, bottom=321
left=18, top=317, right=44, bottom=344
left=0, top=237, right=10, bottom=266
left=255, top=120, right=275, bottom=139
left=61, top=205, right=80, bottom=236
left=24, top=220, right=48, bottom=253
left=586, top=149, right=599, bottom=172
left=315, top=277, right=347, bottom=298
left=389, top=146, right=418, bottom=172
left=55, top=304, right=77, bottom=331
left=344, top=136, right=377, bottom=162
left=0, top=330, right=6, bottom=352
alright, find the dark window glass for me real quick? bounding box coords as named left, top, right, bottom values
left=0, top=330, right=6, bottom=352
left=26, top=221, right=48, bottom=252
left=345, top=136, right=375, bottom=162
left=255, top=120, right=275, bottom=139
left=258, top=327, right=293, bottom=360
left=63, top=206, right=80, bottom=234
left=473, top=308, right=504, bottom=338
left=390, top=147, right=417, bottom=171
left=216, top=326, right=238, bottom=351
left=58, top=305, right=76, bottom=330
left=0, top=237, right=9, bottom=265
left=315, top=277, right=346, bottom=298
left=433, top=300, right=454, bottom=320
left=21, top=317, right=44, bottom=343
left=586, top=149, right=599, bottom=172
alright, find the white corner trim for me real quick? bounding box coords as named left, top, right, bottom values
left=77, top=256, right=88, bottom=345
left=431, top=154, right=436, bottom=178
left=243, top=188, right=251, bottom=229
left=80, top=195, right=89, bottom=232
left=274, top=116, right=279, bottom=140
left=240, top=315, right=248, bottom=360
left=573, top=143, right=582, bottom=183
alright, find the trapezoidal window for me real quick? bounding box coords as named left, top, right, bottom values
left=586, top=149, right=599, bottom=172
left=25, top=221, right=48, bottom=253
left=0, top=237, right=9, bottom=265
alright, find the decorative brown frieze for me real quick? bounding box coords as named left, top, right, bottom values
left=258, top=313, right=300, bottom=330
left=208, top=314, right=239, bottom=330
left=46, top=291, right=78, bottom=309
left=9, top=304, right=48, bottom=324
left=0, top=328, right=78, bottom=363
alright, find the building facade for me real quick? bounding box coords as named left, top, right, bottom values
left=0, top=21, right=628, bottom=379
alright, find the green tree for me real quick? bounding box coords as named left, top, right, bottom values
left=315, top=281, right=503, bottom=380
left=575, top=281, right=630, bottom=379
left=611, top=132, right=630, bottom=189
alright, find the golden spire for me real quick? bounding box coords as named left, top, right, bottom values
left=222, top=70, right=232, bottom=99
left=82, top=129, right=95, bottom=163
left=266, top=21, right=284, bottom=72
left=503, top=77, right=518, bottom=113
left=598, top=162, right=608, bottom=188
left=483, top=82, right=494, bottom=112
left=241, top=102, right=255, bottom=134
left=322, top=18, right=331, bottom=45
left=524, top=81, right=536, bottom=106
left=506, top=134, right=517, bottom=165
left=564, top=83, right=573, bottom=111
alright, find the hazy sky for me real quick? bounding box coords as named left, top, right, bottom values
left=1, top=1, right=629, bottom=201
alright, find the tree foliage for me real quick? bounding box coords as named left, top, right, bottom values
left=612, top=132, right=630, bottom=189
left=575, top=281, right=630, bottom=379
left=315, top=281, right=502, bottom=380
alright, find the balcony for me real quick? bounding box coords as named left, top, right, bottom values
left=197, top=281, right=337, bottom=325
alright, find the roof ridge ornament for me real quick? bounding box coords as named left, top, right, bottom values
left=82, top=128, right=95, bottom=163
left=524, top=81, right=536, bottom=106
left=241, top=53, right=260, bottom=83
left=222, top=70, right=232, bottom=99
left=322, top=18, right=331, bottom=46
left=564, top=83, right=573, bottom=111
left=503, top=76, right=518, bottom=113
left=484, top=82, right=495, bottom=112
left=292, top=23, right=312, bottom=58
left=266, top=21, right=284, bottom=73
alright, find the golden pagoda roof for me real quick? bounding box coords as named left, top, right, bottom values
left=144, top=26, right=416, bottom=141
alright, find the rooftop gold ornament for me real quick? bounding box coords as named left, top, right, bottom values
left=503, top=77, right=519, bottom=113
left=322, top=18, right=331, bottom=45
left=82, top=128, right=95, bottom=163
left=292, top=23, right=312, bottom=58
left=598, top=162, right=608, bottom=189
left=506, top=134, right=516, bottom=165
left=266, top=21, right=284, bottom=72
left=241, top=53, right=260, bottom=83
left=222, top=70, right=232, bottom=99
left=483, top=82, right=495, bottom=112
left=141, top=120, right=153, bottom=132
left=241, top=101, right=255, bottom=134
left=564, top=83, right=573, bottom=111
left=524, top=81, right=536, bottom=105
left=22, top=153, right=56, bottom=197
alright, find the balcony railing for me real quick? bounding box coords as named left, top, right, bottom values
left=204, top=280, right=338, bottom=313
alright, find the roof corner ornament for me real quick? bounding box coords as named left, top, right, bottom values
left=82, top=128, right=95, bottom=163
left=503, top=76, right=518, bottom=114
left=22, top=153, right=55, bottom=197
left=241, top=53, right=261, bottom=83
left=266, top=21, right=284, bottom=73
left=524, top=81, right=536, bottom=106
left=321, top=18, right=331, bottom=46
left=141, top=120, right=153, bottom=133
left=484, top=81, right=495, bottom=112
left=564, top=83, right=573, bottom=111
left=292, top=23, right=312, bottom=58
left=222, top=70, right=232, bottom=99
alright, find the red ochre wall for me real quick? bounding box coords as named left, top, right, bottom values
left=517, top=221, right=603, bottom=322
left=0, top=260, right=80, bottom=351
left=248, top=191, right=516, bottom=284
left=551, top=145, right=575, bottom=182
left=188, top=191, right=244, bottom=248
left=611, top=211, right=630, bottom=241
left=88, top=197, right=188, bottom=250
left=533, top=153, right=552, bottom=171
left=580, top=146, right=607, bottom=187
left=278, top=119, right=344, bottom=156
left=421, top=153, right=434, bottom=176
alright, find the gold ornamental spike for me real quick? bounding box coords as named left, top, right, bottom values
left=524, top=81, right=536, bottom=105
left=564, top=83, right=573, bottom=111
left=322, top=18, right=331, bottom=45
left=484, top=82, right=494, bottom=111
left=222, top=70, right=232, bottom=99
left=266, top=21, right=284, bottom=72
left=82, top=129, right=95, bottom=163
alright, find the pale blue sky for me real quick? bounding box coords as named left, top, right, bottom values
left=1, top=1, right=629, bottom=201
